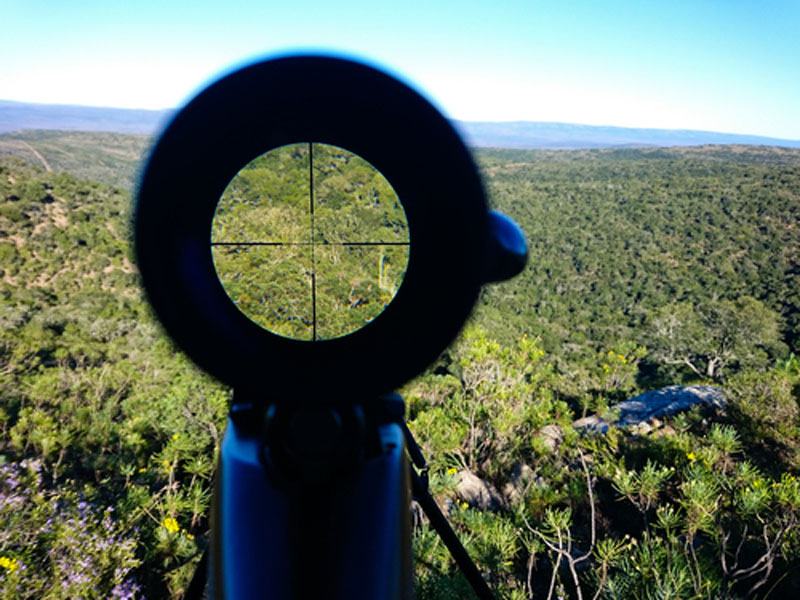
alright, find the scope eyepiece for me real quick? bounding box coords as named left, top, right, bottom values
left=484, top=211, right=528, bottom=283
left=135, top=54, right=526, bottom=402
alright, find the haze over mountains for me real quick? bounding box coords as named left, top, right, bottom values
left=453, top=120, right=800, bottom=150
left=0, top=99, right=171, bottom=135
left=2, top=98, right=799, bottom=150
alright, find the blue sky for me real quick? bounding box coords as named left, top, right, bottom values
left=1, top=0, right=799, bottom=139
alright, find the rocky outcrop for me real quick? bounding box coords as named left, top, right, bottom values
left=501, top=463, right=537, bottom=503
left=455, top=469, right=507, bottom=511
left=573, top=385, right=727, bottom=434
left=572, top=414, right=612, bottom=434
left=538, top=424, right=564, bottom=453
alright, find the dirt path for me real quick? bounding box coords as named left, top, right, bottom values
left=19, top=140, right=52, bottom=172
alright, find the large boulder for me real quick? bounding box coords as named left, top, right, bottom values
left=574, top=385, right=726, bottom=433
left=410, top=500, right=426, bottom=527
left=615, top=385, right=726, bottom=425
left=538, top=424, right=564, bottom=453
left=501, top=462, right=537, bottom=503
left=455, top=470, right=506, bottom=511
left=572, top=414, right=610, bottom=434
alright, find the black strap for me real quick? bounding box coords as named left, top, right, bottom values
left=185, top=548, right=208, bottom=600
left=401, top=422, right=498, bottom=600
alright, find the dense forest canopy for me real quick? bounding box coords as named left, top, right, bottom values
left=0, top=130, right=151, bottom=189
left=1, top=140, right=800, bottom=598
left=473, top=146, right=799, bottom=382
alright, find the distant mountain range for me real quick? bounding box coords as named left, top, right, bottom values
left=0, top=99, right=171, bottom=136
left=453, top=121, right=800, bottom=150
left=2, top=98, right=799, bottom=150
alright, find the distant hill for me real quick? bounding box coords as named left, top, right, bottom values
left=3, top=129, right=800, bottom=194
left=453, top=120, right=800, bottom=150
left=0, top=99, right=172, bottom=135
left=3, top=99, right=800, bottom=150
left=0, top=130, right=151, bottom=189
left=472, top=144, right=800, bottom=354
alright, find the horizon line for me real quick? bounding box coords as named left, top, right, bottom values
left=2, top=97, right=799, bottom=144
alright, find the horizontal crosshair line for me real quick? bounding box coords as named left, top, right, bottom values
left=210, top=241, right=410, bottom=246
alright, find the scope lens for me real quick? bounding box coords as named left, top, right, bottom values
left=211, top=143, right=410, bottom=341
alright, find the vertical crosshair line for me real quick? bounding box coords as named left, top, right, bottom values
left=309, top=142, right=317, bottom=341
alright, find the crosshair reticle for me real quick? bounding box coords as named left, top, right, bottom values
left=210, top=142, right=410, bottom=341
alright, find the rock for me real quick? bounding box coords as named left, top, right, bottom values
left=651, top=424, right=676, bottom=439
left=455, top=470, right=506, bottom=511
left=502, top=463, right=536, bottom=503
left=440, top=497, right=454, bottom=515
left=573, top=385, right=725, bottom=434
left=572, top=414, right=610, bottom=434
left=510, top=463, right=536, bottom=487
left=613, top=385, right=726, bottom=426
left=539, top=424, right=564, bottom=453
left=410, top=500, right=426, bottom=528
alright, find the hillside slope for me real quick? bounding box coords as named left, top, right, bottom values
left=2, top=151, right=800, bottom=597
left=455, top=120, right=800, bottom=149
left=0, top=99, right=171, bottom=135
left=0, top=130, right=150, bottom=189
left=472, top=145, right=800, bottom=369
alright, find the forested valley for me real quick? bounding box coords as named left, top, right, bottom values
left=1, top=139, right=799, bottom=599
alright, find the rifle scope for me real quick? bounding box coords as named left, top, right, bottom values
left=135, top=53, right=526, bottom=402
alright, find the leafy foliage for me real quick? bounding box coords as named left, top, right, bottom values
left=473, top=146, right=800, bottom=375
left=646, top=297, right=783, bottom=381
left=0, top=131, right=151, bottom=189
left=211, top=143, right=409, bottom=340
left=1, top=142, right=800, bottom=598
left=0, top=158, right=226, bottom=597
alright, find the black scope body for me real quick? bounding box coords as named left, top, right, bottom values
left=135, top=53, right=527, bottom=404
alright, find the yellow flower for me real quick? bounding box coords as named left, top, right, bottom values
left=446, top=467, right=458, bottom=476
left=0, top=556, right=19, bottom=572
left=686, top=452, right=697, bottom=461
left=172, top=433, right=180, bottom=440
left=138, top=467, right=147, bottom=473
left=186, top=533, right=195, bottom=540
left=753, top=480, right=762, bottom=488
left=460, top=501, right=468, bottom=510
left=162, top=517, right=180, bottom=533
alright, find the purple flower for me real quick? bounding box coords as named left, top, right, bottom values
left=110, top=579, right=142, bottom=600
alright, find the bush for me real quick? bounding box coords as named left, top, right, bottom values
left=725, top=368, right=800, bottom=468
left=0, top=204, right=26, bottom=224
left=0, top=459, right=141, bottom=598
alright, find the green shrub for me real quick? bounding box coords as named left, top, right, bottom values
left=0, top=203, right=26, bottom=223
left=0, top=459, right=141, bottom=598
left=725, top=368, right=800, bottom=468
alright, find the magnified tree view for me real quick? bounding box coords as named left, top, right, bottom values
left=210, top=143, right=409, bottom=340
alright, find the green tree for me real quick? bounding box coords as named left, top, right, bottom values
left=646, top=297, right=783, bottom=381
